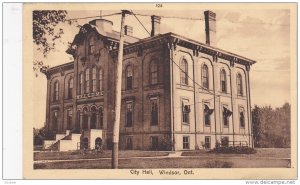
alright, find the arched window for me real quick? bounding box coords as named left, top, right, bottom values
left=202, top=64, right=209, bottom=89
left=99, top=68, right=103, bottom=91
left=126, top=65, right=133, bottom=90
left=89, top=37, right=95, bottom=54
left=99, top=107, right=103, bottom=129
left=85, top=68, right=90, bottom=93
left=220, top=69, right=227, bottom=93
left=80, top=73, right=84, bottom=95
left=237, top=73, right=243, bottom=96
left=53, top=81, right=59, bottom=101
left=150, top=60, right=158, bottom=84
left=68, top=78, right=73, bottom=99
left=92, top=67, right=97, bottom=92
left=180, top=59, right=188, bottom=85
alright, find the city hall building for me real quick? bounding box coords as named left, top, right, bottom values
left=42, top=10, right=256, bottom=151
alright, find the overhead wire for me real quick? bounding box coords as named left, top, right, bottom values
left=130, top=10, right=151, bottom=36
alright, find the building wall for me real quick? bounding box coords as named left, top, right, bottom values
left=45, top=30, right=253, bottom=151
left=171, top=45, right=252, bottom=150
left=118, top=45, right=172, bottom=150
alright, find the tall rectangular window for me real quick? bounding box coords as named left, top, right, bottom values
left=54, top=81, right=59, bottom=101
left=125, top=137, right=133, bottom=150
left=85, top=68, right=90, bottom=93
left=223, top=106, right=232, bottom=128
left=126, top=65, right=133, bottom=90
left=180, top=59, right=188, bottom=85
left=150, top=60, right=158, bottom=84
left=183, top=136, right=190, bottom=149
left=80, top=73, right=84, bottom=95
left=204, top=104, right=214, bottom=126
left=99, top=68, right=103, bottom=91
left=150, top=136, right=159, bottom=150
left=89, top=37, right=95, bottom=54
left=221, top=69, right=227, bottom=93
left=92, top=67, right=96, bottom=92
left=52, top=110, right=58, bottom=132
left=202, top=64, right=209, bottom=89
left=150, top=98, right=158, bottom=126
left=237, top=73, right=243, bottom=96
left=67, top=109, right=72, bottom=130
left=205, top=136, right=211, bottom=149
left=182, top=99, right=190, bottom=124
left=126, top=102, right=133, bottom=127
left=68, top=78, right=73, bottom=99
left=239, top=107, right=245, bottom=128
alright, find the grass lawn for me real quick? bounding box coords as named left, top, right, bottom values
left=34, top=150, right=169, bottom=161
left=182, top=148, right=291, bottom=158
left=34, top=156, right=290, bottom=169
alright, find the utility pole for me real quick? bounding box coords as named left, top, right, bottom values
left=112, top=10, right=131, bottom=169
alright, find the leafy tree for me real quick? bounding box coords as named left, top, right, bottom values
left=32, top=10, right=68, bottom=75
left=252, top=103, right=291, bottom=148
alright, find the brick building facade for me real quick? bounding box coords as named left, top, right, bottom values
left=43, top=10, right=256, bottom=151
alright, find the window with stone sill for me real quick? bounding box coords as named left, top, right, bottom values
left=204, top=104, right=214, bottom=126
left=80, top=73, right=84, bottom=95
left=205, top=136, right=211, bottom=149
left=150, top=60, right=158, bottom=85
left=52, top=110, right=58, bottom=132
left=180, top=59, right=188, bottom=86
left=182, top=99, right=190, bottom=124
left=53, top=81, right=59, bottom=102
left=237, top=73, right=243, bottom=96
left=183, top=136, right=190, bottom=149
left=202, top=64, right=209, bottom=89
left=223, top=106, right=232, bottom=128
left=92, top=67, right=97, bottom=92
left=99, top=68, right=103, bottom=91
left=150, top=98, right=158, bottom=126
left=220, top=69, right=227, bottom=93
left=239, top=107, right=245, bottom=128
left=126, top=65, right=133, bottom=90
left=126, top=137, right=133, bottom=150
left=126, top=101, right=133, bottom=127
left=68, top=78, right=73, bottom=99
left=85, top=68, right=90, bottom=93
left=67, top=109, right=72, bottom=130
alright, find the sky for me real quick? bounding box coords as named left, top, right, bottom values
left=32, top=8, right=292, bottom=128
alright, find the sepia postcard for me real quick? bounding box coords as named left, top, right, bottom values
left=23, top=2, right=297, bottom=179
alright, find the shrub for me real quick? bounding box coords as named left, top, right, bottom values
left=204, top=160, right=233, bottom=168
left=160, top=135, right=173, bottom=151
left=210, top=146, right=256, bottom=154
left=221, top=137, right=229, bottom=147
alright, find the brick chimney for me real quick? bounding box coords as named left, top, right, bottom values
left=204, top=10, right=216, bottom=47
left=151, top=15, right=161, bottom=36
left=124, top=25, right=133, bottom=36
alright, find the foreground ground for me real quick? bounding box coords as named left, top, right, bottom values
left=34, top=148, right=291, bottom=169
